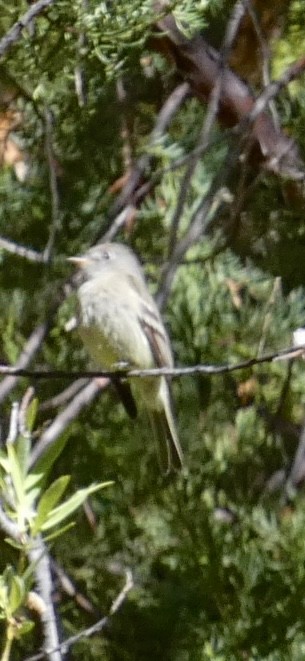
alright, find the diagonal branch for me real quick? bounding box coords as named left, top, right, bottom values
left=167, top=0, right=248, bottom=257
left=0, top=236, right=46, bottom=263
left=152, top=6, right=305, bottom=180
left=0, top=0, right=57, bottom=59
left=0, top=321, right=51, bottom=404
left=24, top=568, right=134, bottom=661
left=29, top=378, right=107, bottom=467
left=102, top=82, right=190, bottom=240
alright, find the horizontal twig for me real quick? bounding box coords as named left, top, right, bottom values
left=0, top=344, right=304, bottom=381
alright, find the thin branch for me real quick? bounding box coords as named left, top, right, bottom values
left=0, top=0, right=57, bottom=59
left=256, top=277, right=281, bottom=357
left=103, top=82, right=190, bottom=239
left=6, top=401, right=19, bottom=444
left=51, top=558, right=97, bottom=615
left=153, top=7, right=305, bottom=180
left=249, top=56, right=305, bottom=124
left=158, top=180, right=234, bottom=310
left=74, top=0, right=88, bottom=107
left=158, top=12, right=259, bottom=308
left=224, top=0, right=248, bottom=50
left=24, top=568, right=134, bottom=661
left=28, top=540, right=62, bottom=661
left=39, top=379, right=87, bottom=411
left=285, top=419, right=305, bottom=493
left=1, top=400, right=62, bottom=659
left=0, top=321, right=51, bottom=404
left=19, top=386, right=35, bottom=437
left=0, top=505, right=22, bottom=541
left=244, top=0, right=279, bottom=127
left=0, top=344, right=304, bottom=385
left=102, top=205, right=136, bottom=243
left=0, top=236, right=46, bottom=263
left=29, top=378, right=107, bottom=467
left=43, top=108, right=61, bottom=262
left=116, top=77, right=133, bottom=173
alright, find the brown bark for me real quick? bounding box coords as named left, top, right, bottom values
left=151, top=9, right=304, bottom=180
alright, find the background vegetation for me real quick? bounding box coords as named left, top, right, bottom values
left=1, top=0, right=305, bottom=658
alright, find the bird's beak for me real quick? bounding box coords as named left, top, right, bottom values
left=67, top=256, right=89, bottom=267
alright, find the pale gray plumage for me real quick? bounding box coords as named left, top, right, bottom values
left=68, top=242, right=183, bottom=472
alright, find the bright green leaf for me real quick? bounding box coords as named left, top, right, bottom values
left=41, top=481, right=113, bottom=531
left=9, top=575, right=25, bottom=615
left=16, top=435, right=31, bottom=480
left=43, top=521, right=76, bottom=542
left=24, top=473, right=43, bottom=492
left=32, top=475, right=71, bottom=534
left=7, top=444, right=25, bottom=505
left=26, top=398, right=39, bottom=432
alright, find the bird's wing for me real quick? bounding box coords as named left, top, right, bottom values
left=138, top=300, right=173, bottom=368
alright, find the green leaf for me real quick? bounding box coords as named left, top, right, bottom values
left=4, top=538, right=24, bottom=551
left=43, top=521, right=76, bottom=542
left=24, top=486, right=41, bottom=512
left=9, top=575, right=25, bottom=614
left=26, top=398, right=39, bottom=432
left=41, top=481, right=113, bottom=531
left=16, top=435, right=31, bottom=480
left=0, top=455, right=10, bottom=473
left=31, top=431, right=70, bottom=480
left=32, top=475, right=71, bottom=534
left=15, top=619, right=34, bottom=637
left=7, top=444, right=24, bottom=506
left=24, top=473, right=43, bottom=492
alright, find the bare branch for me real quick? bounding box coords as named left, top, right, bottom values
left=29, top=378, right=107, bottom=467
left=103, top=82, right=190, bottom=239
left=43, top=108, right=61, bottom=262
left=6, top=401, right=19, bottom=444
left=28, top=541, right=62, bottom=661
left=40, top=379, right=87, bottom=411
left=0, top=0, right=57, bottom=59
left=0, top=344, right=304, bottom=385
left=51, top=558, right=98, bottom=615
left=158, top=182, right=233, bottom=310
left=74, top=0, right=88, bottom=107
left=153, top=7, right=305, bottom=180
left=0, top=236, right=46, bottom=263
left=167, top=0, right=247, bottom=256
left=116, top=77, right=133, bottom=173
left=0, top=321, right=51, bottom=404
left=24, top=569, right=133, bottom=661
left=102, top=205, right=136, bottom=242
left=286, top=422, right=305, bottom=492
left=244, top=0, right=279, bottom=126
left=19, top=386, right=36, bottom=436
left=0, top=505, right=22, bottom=541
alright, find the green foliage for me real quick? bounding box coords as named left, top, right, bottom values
left=0, top=431, right=111, bottom=658
left=1, top=0, right=305, bottom=659
left=0, top=434, right=111, bottom=540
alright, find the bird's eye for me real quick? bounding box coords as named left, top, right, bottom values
left=102, top=250, right=110, bottom=260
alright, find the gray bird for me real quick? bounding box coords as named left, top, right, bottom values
left=68, top=242, right=183, bottom=472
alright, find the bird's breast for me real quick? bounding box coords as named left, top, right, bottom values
left=78, top=283, right=154, bottom=370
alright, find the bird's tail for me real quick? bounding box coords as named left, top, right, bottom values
left=148, top=379, right=183, bottom=473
